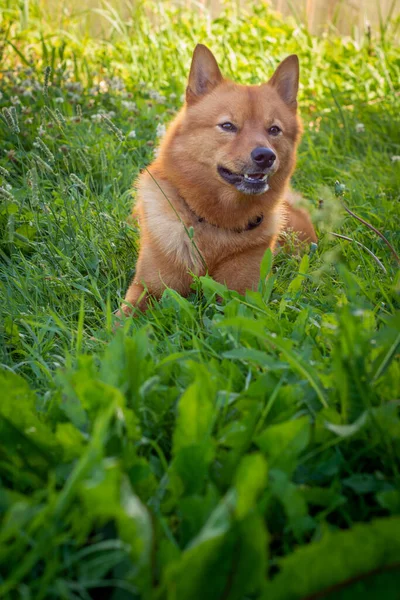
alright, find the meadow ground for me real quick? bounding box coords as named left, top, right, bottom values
left=0, top=1, right=400, bottom=598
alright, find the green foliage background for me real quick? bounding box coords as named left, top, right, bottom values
left=0, top=1, right=399, bottom=598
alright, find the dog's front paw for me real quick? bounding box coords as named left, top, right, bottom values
left=112, top=304, right=134, bottom=331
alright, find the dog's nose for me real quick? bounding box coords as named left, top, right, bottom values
left=251, top=147, right=276, bottom=169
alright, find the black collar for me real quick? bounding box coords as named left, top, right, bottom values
left=179, top=195, right=264, bottom=233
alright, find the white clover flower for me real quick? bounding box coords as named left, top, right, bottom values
left=91, top=110, right=115, bottom=123
left=122, top=100, right=137, bottom=112
left=149, top=90, right=166, bottom=104
left=156, top=123, right=166, bottom=138
left=391, top=155, right=400, bottom=163
left=355, top=123, right=365, bottom=133
left=65, top=82, right=83, bottom=92
left=109, top=76, right=125, bottom=91
left=55, top=97, right=64, bottom=104
left=127, top=130, right=136, bottom=139
left=99, top=80, right=109, bottom=93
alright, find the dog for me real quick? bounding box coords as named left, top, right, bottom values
left=121, top=44, right=317, bottom=314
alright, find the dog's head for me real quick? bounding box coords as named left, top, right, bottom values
left=165, top=44, right=301, bottom=197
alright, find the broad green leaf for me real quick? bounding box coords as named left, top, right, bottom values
left=55, top=422, right=86, bottom=461
left=173, top=371, right=215, bottom=454
left=262, top=517, right=400, bottom=600
left=287, top=254, right=310, bottom=294
left=259, top=247, right=273, bottom=282
left=162, top=491, right=269, bottom=600
left=325, top=411, right=368, bottom=438
left=171, top=443, right=214, bottom=496
left=81, top=463, right=152, bottom=586
left=178, top=485, right=220, bottom=546
left=234, top=453, right=268, bottom=519
left=343, top=473, right=391, bottom=495
left=225, top=513, right=269, bottom=600
left=222, top=347, right=284, bottom=368
left=269, top=469, right=314, bottom=540
left=199, top=275, right=231, bottom=301
left=0, top=369, right=59, bottom=469
left=377, top=490, right=400, bottom=514
left=162, top=491, right=235, bottom=600
left=255, top=416, right=311, bottom=474
left=325, top=570, right=400, bottom=599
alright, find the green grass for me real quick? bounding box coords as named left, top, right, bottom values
left=1, top=1, right=400, bottom=598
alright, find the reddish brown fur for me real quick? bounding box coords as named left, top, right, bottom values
left=121, top=45, right=317, bottom=314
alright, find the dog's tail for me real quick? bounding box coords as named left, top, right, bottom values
left=282, top=188, right=317, bottom=243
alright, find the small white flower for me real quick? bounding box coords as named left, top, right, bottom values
left=355, top=123, right=365, bottom=133
left=38, top=125, right=45, bottom=136
left=99, top=80, right=109, bottom=93
left=149, top=90, right=166, bottom=104
left=127, top=130, right=136, bottom=139
left=55, top=97, right=64, bottom=104
left=91, top=110, right=115, bottom=123
left=122, top=100, right=137, bottom=112
left=65, top=82, right=83, bottom=93
left=156, top=123, right=166, bottom=138
left=109, top=76, right=125, bottom=91
left=10, top=96, right=21, bottom=105
left=391, top=155, right=400, bottom=162
left=169, top=93, right=177, bottom=100
left=5, top=183, right=12, bottom=191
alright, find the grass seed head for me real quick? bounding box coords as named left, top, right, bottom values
left=33, top=136, right=55, bottom=163
left=101, top=114, right=125, bottom=142
left=0, top=166, right=10, bottom=178
left=70, top=173, right=87, bottom=190
left=43, top=66, right=51, bottom=98
left=0, top=185, right=14, bottom=200
left=2, top=107, right=20, bottom=134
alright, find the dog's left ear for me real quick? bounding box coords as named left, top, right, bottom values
left=268, top=55, right=299, bottom=110
left=186, top=44, right=223, bottom=104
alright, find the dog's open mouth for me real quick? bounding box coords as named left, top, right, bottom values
left=217, top=166, right=270, bottom=195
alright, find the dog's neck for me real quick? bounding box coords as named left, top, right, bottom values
left=169, top=172, right=287, bottom=230
left=178, top=192, right=264, bottom=233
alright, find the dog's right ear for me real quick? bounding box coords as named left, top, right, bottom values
left=186, top=44, right=223, bottom=104
left=268, top=55, right=299, bottom=110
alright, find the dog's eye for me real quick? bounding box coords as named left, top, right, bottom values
left=219, top=122, right=237, bottom=132
left=268, top=125, right=281, bottom=136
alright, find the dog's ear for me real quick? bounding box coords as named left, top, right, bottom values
left=186, top=44, right=223, bottom=104
left=268, top=55, right=299, bottom=110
